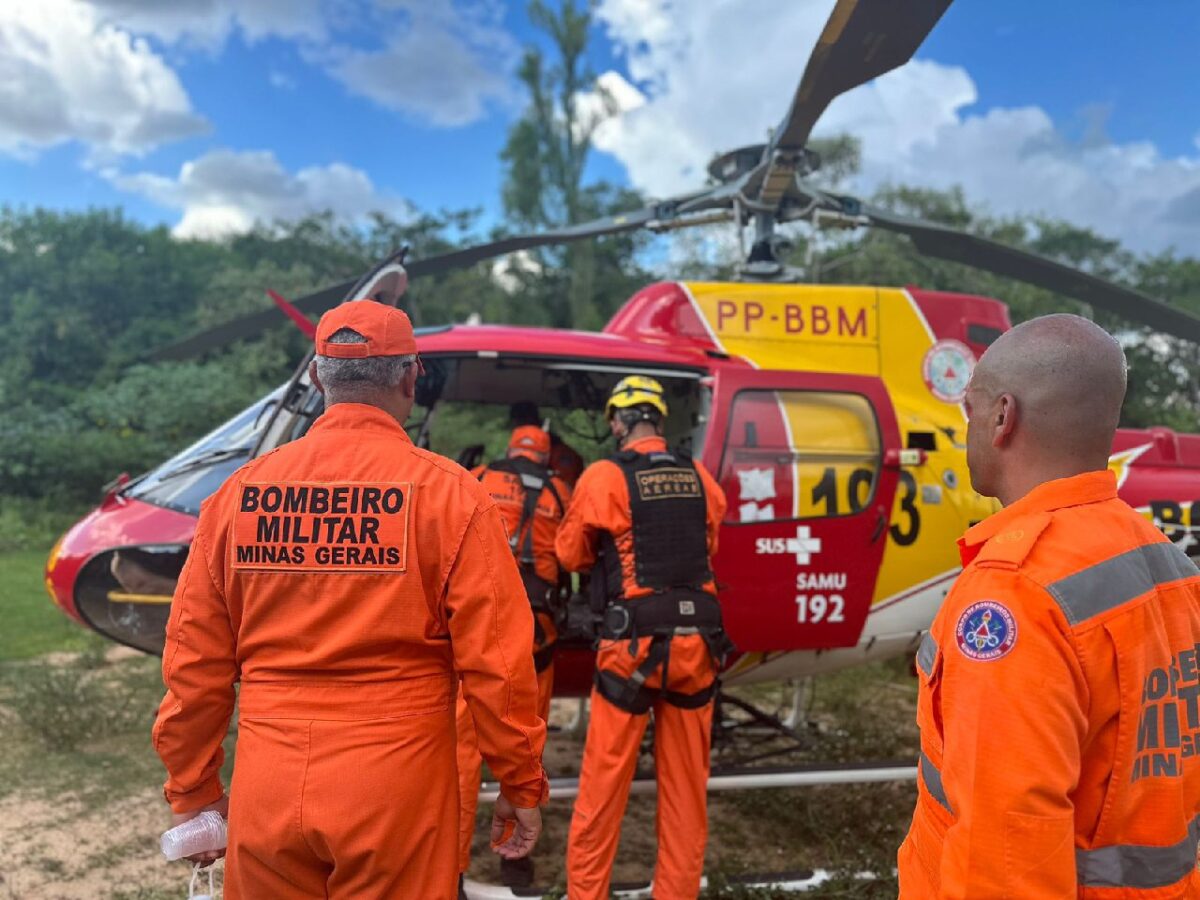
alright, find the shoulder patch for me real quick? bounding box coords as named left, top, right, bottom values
left=974, top=512, right=1051, bottom=569
left=955, top=600, right=1017, bottom=661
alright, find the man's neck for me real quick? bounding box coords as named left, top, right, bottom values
left=996, top=456, right=1109, bottom=507
left=621, top=424, right=661, bottom=448
left=326, top=396, right=410, bottom=427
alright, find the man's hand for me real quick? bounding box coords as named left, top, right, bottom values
left=170, top=794, right=229, bottom=867
left=490, top=794, right=542, bottom=860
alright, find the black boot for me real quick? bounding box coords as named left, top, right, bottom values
left=457, top=873, right=468, bottom=900
left=499, top=854, right=535, bottom=888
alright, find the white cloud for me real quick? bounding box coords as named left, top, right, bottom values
left=324, top=2, right=516, bottom=127
left=593, top=0, right=1200, bottom=254
left=0, top=0, right=207, bottom=158
left=87, top=0, right=518, bottom=129
left=112, top=148, right=410, bottom=238
left=87, top=0, right=325, bottom=46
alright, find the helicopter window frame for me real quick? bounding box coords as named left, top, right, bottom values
left=409, top=353, right=710, bottom=464
left=717, top=388, right=883, bottom=525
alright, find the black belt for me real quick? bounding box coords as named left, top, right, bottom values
left=593, top=590, right=735, bottom=714
left=598, top=590, right=722, bottom=641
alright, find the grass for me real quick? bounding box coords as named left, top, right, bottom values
left=0, top=548, right=92, bottom=661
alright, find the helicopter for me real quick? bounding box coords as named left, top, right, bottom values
left=44, top=0, right=1200, bottom=699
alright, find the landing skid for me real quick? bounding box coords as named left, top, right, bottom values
left=463, top=868, right=881, bottom=899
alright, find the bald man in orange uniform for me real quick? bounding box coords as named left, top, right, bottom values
left=557, top=376, right=730, bottom=900
left=898, top=314, right=1200, bottom=898
left=456, top=425, right=570, bottom=884
left=152, top=301, right=548, bottom=899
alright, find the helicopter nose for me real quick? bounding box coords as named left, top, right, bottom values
left=44, top=534, right=71, bottom=611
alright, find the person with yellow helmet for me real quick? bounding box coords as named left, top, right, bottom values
left=555, top=375, right=731, bottom=900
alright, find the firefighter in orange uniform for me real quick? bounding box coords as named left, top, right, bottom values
left=151, top=300, right=548, bottom=900
left=456, top=424, right=571, bottom=887
left=898, top=314, right=1200, bottom=898
left=510, top=401, right=585, bottom=487
left=557, top=375, right=731, bottom=900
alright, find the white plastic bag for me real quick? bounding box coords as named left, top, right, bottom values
left=189, top=862, right=216, bottom=899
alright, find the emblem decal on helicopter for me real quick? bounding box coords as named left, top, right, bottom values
left=739, top=501, right=775, bottom=523
left=737, top=467, right=776, bottom=503
left=955, top=600, right=1017, bottom=661
left=922, top=339, right=976, bottom=403
left=755, top=525, right=822, bottom=564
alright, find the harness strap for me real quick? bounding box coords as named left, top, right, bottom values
left=594, top=597, right=732, bottom=714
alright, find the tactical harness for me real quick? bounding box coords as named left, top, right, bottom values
left=480, top=457, right=563, bottom=673
left=590, top=448, right=735, bottom=714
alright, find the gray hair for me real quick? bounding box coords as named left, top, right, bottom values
left=314, top=328, right=417, bottom=395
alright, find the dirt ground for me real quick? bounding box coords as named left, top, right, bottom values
left=0, top=652, right=919, bottom=899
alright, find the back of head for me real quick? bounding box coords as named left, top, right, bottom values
left=311, top=301, right=419, bottom=413
left=607, top=375, right=668, bottom=439
left=965, top=313, right=1127, bottom=503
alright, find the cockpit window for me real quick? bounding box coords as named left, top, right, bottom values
left=125, top=384, right=287, bottom=515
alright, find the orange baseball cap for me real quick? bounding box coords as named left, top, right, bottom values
left=315, top=300, right=417, bottom=358
left=508, top=426, right=551, bottom=463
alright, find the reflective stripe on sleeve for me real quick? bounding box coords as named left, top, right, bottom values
left=920, top=752, right=952, bottom=815
left=1077, top=814, right=1200, bottom=889
left=916, top=632, right=937, bottom=677
left=1046, top=542, right=1199, bottom=626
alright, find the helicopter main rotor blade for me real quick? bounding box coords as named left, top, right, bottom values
left=861, top=203, right=1200, bottom=344
left=151, top=279, right=356, bottom=361
left=150, top=186, right=737, bottom=360
left=757, top=0, right=953, bottom=209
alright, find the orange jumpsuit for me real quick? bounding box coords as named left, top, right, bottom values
left=556, top=435, right=726, bottom=900
left=152, top=403, right=549, bottom=900
left=898, top=470, right=1200, bottom=898
left=456, top=443, right=570, bottom=872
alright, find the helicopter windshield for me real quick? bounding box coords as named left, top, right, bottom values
left=125, top=383, right=288, bottom=516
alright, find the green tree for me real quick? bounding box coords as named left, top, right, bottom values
left=497, top=0, right=651, bottom=329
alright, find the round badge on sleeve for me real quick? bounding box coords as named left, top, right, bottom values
left=955, top=600, right=1017, bottom=661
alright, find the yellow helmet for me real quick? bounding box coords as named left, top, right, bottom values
left=606, top=375, right=668, bottom=418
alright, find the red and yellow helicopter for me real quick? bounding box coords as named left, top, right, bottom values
left=43, top=0, right=1200, bottom=697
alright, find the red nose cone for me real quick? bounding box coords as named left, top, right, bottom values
left=47, top=497, right=198, bottom=624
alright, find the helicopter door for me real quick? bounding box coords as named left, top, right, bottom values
left=703, top=369, right=900, bottom=651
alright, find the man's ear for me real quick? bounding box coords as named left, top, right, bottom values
left=401, top=363, right=418, bottom=399
left=309, top=360, right=325, bottom=395
left=992, top=393, right=1018, bottom=448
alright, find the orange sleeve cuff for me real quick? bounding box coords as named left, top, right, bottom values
left=164, top=776, right=225, bottom=814
left=500, top=770, right=551, bottom=809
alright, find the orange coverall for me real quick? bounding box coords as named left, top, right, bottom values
left=898, top=470, right=1200, bottom=898
left=152, top=403, right=549, bottom=900
left=457, top=437, right=571, bottom=871
left=556, top=435, right=726, bottom=900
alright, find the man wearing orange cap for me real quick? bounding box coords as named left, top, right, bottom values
left=456, top=424, right=571, bottom=888
left=510, top=401, right=585, bottom=487
left=898, top=315, right=1200, bottom=898
left=152, top=300, right=549, bottom=899
left=557, top=375, right=731, bottom=900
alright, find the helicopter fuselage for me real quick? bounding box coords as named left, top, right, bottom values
left=45, top=282, right=1200, bottom=694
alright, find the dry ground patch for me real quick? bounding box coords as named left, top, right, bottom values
left=0, top=645, right=918, bottom=899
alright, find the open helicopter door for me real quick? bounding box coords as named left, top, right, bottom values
left=703, top=368, right=901, bottom=652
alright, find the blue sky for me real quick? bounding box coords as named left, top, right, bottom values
left=0, top=1, right=1197, bottom=254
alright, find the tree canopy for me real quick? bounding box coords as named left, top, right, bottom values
left=0, top=1, right=1196, bottom=511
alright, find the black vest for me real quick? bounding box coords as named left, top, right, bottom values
left=598, top=447, right=711, bottom=602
